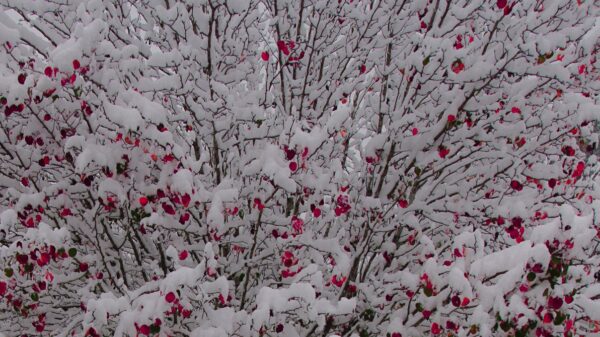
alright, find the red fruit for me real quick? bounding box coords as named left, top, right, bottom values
left=359, top=64, right=366, bottom=74
left=548, top=178, right=557, bottom=188
left=572, top=161, right=585, bottom=178
left=422, top=310, right=432, bottom=319
left=510, top=180, right=523, bottom=191
left=72, top=59, right=80, bottom=70
left=451, top=295, right=460, bottom=307
left=16, top=254, right=28, bottom=264
left=331, top=275, right=346, bottom=287
left=447, top=115, right=456, bottom=123
left=561, top=146, right=575, bottom=156
left=165, top=292, right=176, bottom=303
left=21, top=177, right=29, bottom=187
left=162, top=203, right=176, bottom=215
left=412, top=128, right=419, bottom=135
left=0, top=281, right=6, bottom=296
left=285, top=148, right=296, bottom=160
left=179, top=250, right=189, bottom=260
left=79, top=262, right=89, bottom=272
left=289, top=161, right=298, bottom=171
left=276, top=324, right=284, bottom=333
left=60, top=208, right=72, bottom=217
left=181, top=193, right=191, bottom=207
left=438, top=146, right=450, bottom=158
left=431, top=322, right=441, bottom=335
left=543, top=312, right=553, bottom=324
left=18, top=74, right=26, bottom=85
left=139, top=196, right=148, bottom=206
left=277, top=40, right=290, bottom=56
left=398, top=199, right=408, bottom=208
left=461, top=297, right=470, bottom=306
left=179, top=213, right=190, bottom=224
left=139, top=324, right=150, bottom=335
left=261, top=51, right=269, bottom=61
left=497, top=0, right=507, bottom=8
left=44, top=66, right=53, bottom=77
left=564, top=295, right=573, bottom=304
left=451, top=60, right=464, bottom=74
left=548, top=296, right=563, bottom=310
left=312, top=208, right=321, bottom=217
left=511, top=107, right=521, bottom=114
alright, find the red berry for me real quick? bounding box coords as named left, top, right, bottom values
left=548, top=297, right=563, bottom=310
left=510, top=180, right=523, bottom=191
left=0, top=281, right=7, bottom=296
left=139, top=324, right=150, bottom=335
left=18, top=74, right=26, bottom=85
left=179, top=250, right=189, bottom=260
left=438, top=146, right=450, bottom=158
left=165, top=291, right=176, bottom=303
left=289, top=161, right=298, bottom=171
left=72, top=59, right=80, bottom=70
left=313, top=208, right=321, bottom=217
left=139, top=196, right=148, bottom=206
left=261, top=51, right=269, bottom=61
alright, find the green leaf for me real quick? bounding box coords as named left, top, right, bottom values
left=116, top=163, right=126, bottom=175
left=423, top=287, right=433, bottom=297
left=31, top=293, right=39, bottom=301
left=361, top=308, right=375, bottom=321
left=527, top=272, right=536, bottom=282
left=150, top=324, right=160, bottom=334
left=537, top=55, right=546, bottom=64
left=4, top=268, right=13, bottom=277
left=68, top=248, right=77, bottom=257
left=415, top=302, right=423, bottom=312
left=422, top=56, right=430, bottom=66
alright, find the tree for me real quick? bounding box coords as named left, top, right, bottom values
left=0, top=0, right=598, bottom=336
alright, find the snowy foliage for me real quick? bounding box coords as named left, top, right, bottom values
left=0, top=0, right=599, bottom=336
